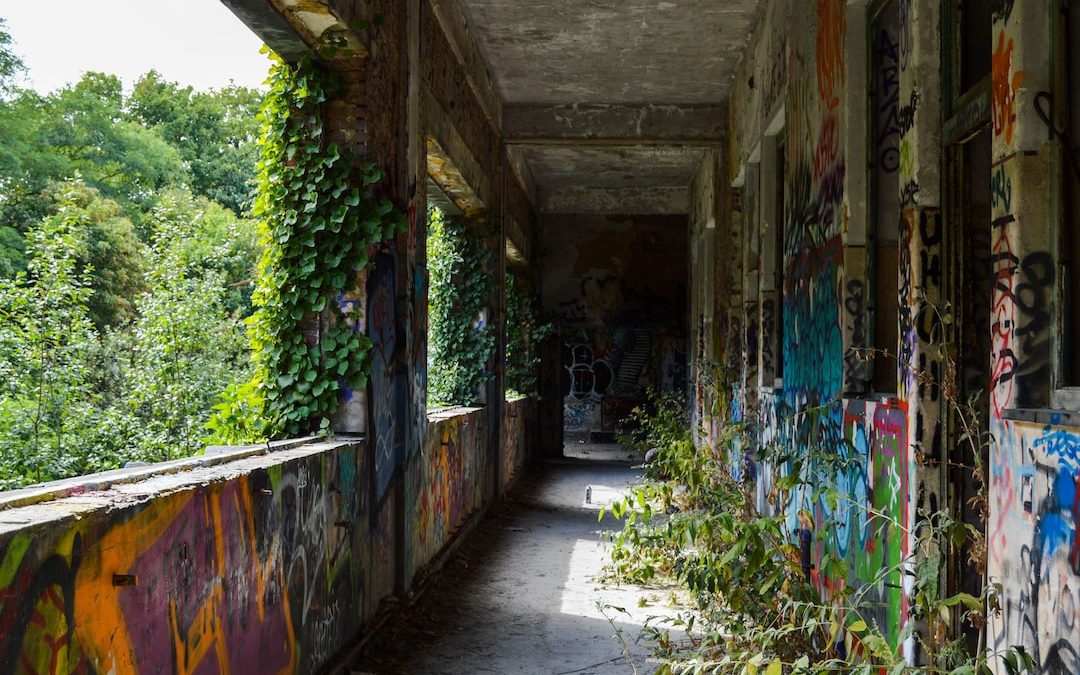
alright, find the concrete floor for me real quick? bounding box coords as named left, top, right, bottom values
left=350, top=443, right=674, bottom=674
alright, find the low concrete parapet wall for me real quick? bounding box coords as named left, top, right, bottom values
left=0, top=397, right=539, bottom=672
left=0, top=439, right=370, bottom=674
left=405, top=406, right=487, bottom=586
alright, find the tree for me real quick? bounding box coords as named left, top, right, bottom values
left=0, top=72, right=189, bottom=238
left=129, top=71, right=263, bottom=215
left=41, top=181, right=148, bottom=327
left=120, top=189, right=254, bottom=460
left=0, top=185, right=99, bottom=487
left=0, top=17, right=24, bottom=95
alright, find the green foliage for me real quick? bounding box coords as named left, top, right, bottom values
left=427, top=205, right=494, bottom=406
left=0, top=26, right=266, bottom=488
left=504, top=272, right=551, bottom=398
left=617, top=388, right=691, bottom=479
left=0, top=179, right=259, bottom=488
left=145, top=187, right=260, bottom=317
left=0, top=185, right=99, bottom=486
left=0, top=68, right=264, bottom=264
left=0, top=17, right=24, bottom=95
left=129, top=71, right=263, bottom=215
left=39, top=182, right=149, bottom=328
left=0, top=72, right=188, bottom=237
left=0, top=225, right=25, bottom=278
left=212, top=53, right=404, bottom=441
left=119, top=195, right=253, bottom=460
left=601, top=370, right=1038, bottom=675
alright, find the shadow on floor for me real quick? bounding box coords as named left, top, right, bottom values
left=349, top=445, right=678, bottom=675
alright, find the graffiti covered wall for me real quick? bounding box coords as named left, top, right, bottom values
left=404, top=407, right=487, bottom=584
left=502, top=397, right=534, bottom=492
left=989, top=419, right=1080, bottom=673
left=0, top=441, right=369, bottom=675
left=542, top=214, right=688, bottom=433
left=718, top=0, right=921, bottom=657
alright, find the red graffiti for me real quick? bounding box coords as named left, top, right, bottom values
left=992, top=31, right=1024, bottom=145
left=816, top=0, right=846, bottom=110
left=813, top=114, right=840, bottom=182
left=990, top=217, right=1018, bottom=418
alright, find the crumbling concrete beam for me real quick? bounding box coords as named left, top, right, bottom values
left=504, top=104, right=726, bottom=144
left=540, top=186, right=689, bottom=215
left=221, top=0, right=369, bottom=62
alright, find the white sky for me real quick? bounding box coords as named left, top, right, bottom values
left=2, top=1, right=271, bottom=93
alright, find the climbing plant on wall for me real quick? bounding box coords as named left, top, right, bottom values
left=427, top=205, right=494, bottom=407
left=208, top=52, right=403, bottom=441
left=505, top=272, right=550, bottom=398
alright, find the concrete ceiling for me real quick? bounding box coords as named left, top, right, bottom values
left=448, top=0, right=764, bottom=214
left=525, top=145, right=703, bottom=214
left=457, top=0, right=762, bottom=106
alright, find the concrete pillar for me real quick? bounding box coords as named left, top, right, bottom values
left=896, top=0, right=945, bottom=663
left=985, top=3, right=1063, bottom=670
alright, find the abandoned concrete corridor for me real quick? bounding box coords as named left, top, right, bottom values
left=351, top=445, right=661, bottom=675
left=2, top=0, right=1080, bottom=673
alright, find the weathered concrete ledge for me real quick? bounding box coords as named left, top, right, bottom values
left=0, top=436, right=318, bottom=513
left=0, top=437, right=372, bottom=673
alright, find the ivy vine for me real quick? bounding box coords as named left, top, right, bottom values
left=427, top=206, right=493, bottom=406
left=208, top=53, right=403, bottom=441
left=505, top=272, right=551, bottom=398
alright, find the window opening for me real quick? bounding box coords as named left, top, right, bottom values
left=870, top=0, right=901, bottom=393
left=775, top=139, right=787, bottom=384
left=1060, top=0, right=1080, bottom=388
left=426, top=204, right=494, bottom=408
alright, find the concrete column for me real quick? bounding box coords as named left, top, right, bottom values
left=896, top=0, right=945, bottom=663
left=985, top=3, right=1062, bottom=670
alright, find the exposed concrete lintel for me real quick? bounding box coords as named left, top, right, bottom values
left=423, top=89, right=491, bottom=211
left=427, top=137, right=486, bottom=218
left=221, top=0, right=370, bottom=62
left=220, top=0, right=311, bottom=61
left=506, top=146, right=538, bottom=207
left=540, top=186, right=689, bottom=215
left=427, top=0, right=504, bottom=132
left=504, top=104, right=726, bottom=143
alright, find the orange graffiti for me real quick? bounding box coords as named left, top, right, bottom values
left=992, top=30, right=1024, bottom=144
left=70, top=481, right=297, bottom=674
left=816, top=0, right=846, bottom=110
left=813, top=113, right=839, bottom=181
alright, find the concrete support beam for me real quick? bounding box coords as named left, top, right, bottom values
left=220, top=0, right=310, bottom=60
left=427, top=0, right=503, bottom=132
left=427, top=138, right=486, bottom=218
left=221, top=0, right=369, bottom=62
left=504, top=104, right=726, bottom=144
left=540, top=186, right=689, bottom=215
left=506, top=145, right=538, bottom=207
left=423, top=90, right=491, bottom=211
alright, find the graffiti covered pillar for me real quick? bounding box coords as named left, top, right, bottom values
left=740, top=162, right=760, bottom=426
left=361, top=0, right=424, bottom=603
left=840, top=0, right=871, bottom=398
left=984, top=4, right=1076, bottom=672
left=719, top=136, right=745, bottom=434
left=689, top=149, right=720, bottom=444
left=895, top=0, right=944, bottom=662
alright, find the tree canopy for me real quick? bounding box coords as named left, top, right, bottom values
left=0, top=20, right=267, bottom=489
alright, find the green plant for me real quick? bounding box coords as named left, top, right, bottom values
left=426, top=205, right=494, bottom=406
left=600, top=360, right=1037, bottom=675
left=0, top=185, right=98, bottom=485
left=504, top=272, right=551, bottom=398
left=617, top=388, right=691, bottom=478
left=213, top=52, right=404, bottom=440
